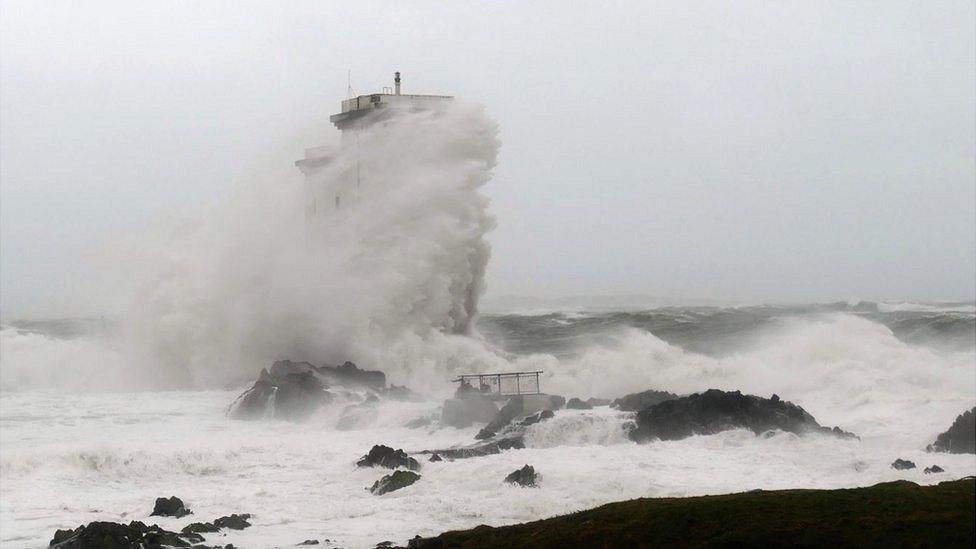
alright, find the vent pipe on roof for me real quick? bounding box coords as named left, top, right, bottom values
left=394, top=71, right=401, bottom=95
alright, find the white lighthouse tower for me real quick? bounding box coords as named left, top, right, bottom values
left=295, top=72, right=452, bottom=219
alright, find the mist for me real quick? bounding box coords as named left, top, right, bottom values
left=2, top=0, right=974, bottom=319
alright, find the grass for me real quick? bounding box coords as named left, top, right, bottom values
left=419, top=478, right=974, bottom=548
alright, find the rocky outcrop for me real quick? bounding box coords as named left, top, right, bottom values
left=50, top=521, right=204, bottom=548
left=369, top=470, right=421, bottom=495
left=927, top=407, right=975, bottom=454
left=182, top=514, right=251, bottom=534
left=612, top=389, right=678, bottom=412
left=891, top=458, right=916, bottom=470
left=924, top=465, right=945, bottom=474
left=565, top=398, right=592, bottom=410
left=150, top=496, right=191, bottom=518
left=586, top=398, right=612, bottom=407
left=230, top=365, right=331, bottom=421
left=357, top=445, right=421, bottom=471
left=504, top=465, right=538, bottom=487
left=628, top=390, right=857, bottom=443
left=317, top=361, right=386, bottom=390
left=429, top=453, right=443, bottom=462
left=475, top=394, right=564, bottom=440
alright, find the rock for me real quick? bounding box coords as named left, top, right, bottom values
left=924, top=465, right=945, bottom=474
left=297, top=541, right=320, bottom=546
left=504, top=465, right=538, bottom=487
left=182, top=521, right=219, bottom=534
left=383, top=384, right=422, bottom=401
left=565, top=398, right=593, bottom=410
left=317, top=361, right=386, bottom=389
left=230, top=366, right=331, bottom=422
left=441, top=394, right=498, bottom=429
left=427, top=434, right=525, bottom=460
left=891, top=458, right=916, bottom=470
left=369, top=470, right=421, bottom=495
left=357, top=445, right=421, bottom=471
left=586, top=398, right=611, bottom=407
left=213, top=514, right=251, bottom=530
left=429, top=453, right=443, bottom=462
left=611, top=389, right=679, bottom=412
left=476, top=394, right=565, bottom=440
left=927, top=407, right=976, bottom=454
left=628, top=389, right=858, bottom=443
left=49, top=521, right=201, bottom=548
left=151, top=496, right=191, bottom=518
left=518, top=409, right=554, bottom=427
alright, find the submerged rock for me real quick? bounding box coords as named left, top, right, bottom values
left=230, top=365, right=331, bottom=422
left=50, top=520, right=202, bottom=548
left=628, top=389, right=857, bottom=443
left=181, top=514, right=251, bottom=535
left=427, top=434, right=525, bottom=460
left=892, top=458, right=917, bottom=470
left=150, top=496, right=191, bottom=518
left=369, top=470, right=421, bottom=495
left=586, top=397, right=612, bottom=407
left=565, top=398, right=593, bottom=410
left=504, top=465, right=538, bottom=487
left=611, top=389, right=679, bottom=412
left=924, top=465, right=945, bottom=474
left=429, top=453, right=443, bottom=462
left=357, top=445, right=421, bottom=471
left=927, top=407, right=976, bottom=454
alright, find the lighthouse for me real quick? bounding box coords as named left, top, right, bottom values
left=295, top=72, right=453, bottom=218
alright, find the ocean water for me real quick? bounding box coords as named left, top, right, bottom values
left=2, top=303, right=974, bottom=548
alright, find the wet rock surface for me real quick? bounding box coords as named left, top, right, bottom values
left=611, top=389, right=679, bottom=412
left=369, top=470, right=421, bottom=495
left=927, top=407, right=975, bottom=454
left=565, top=397, right=593, bottom=410
left=504, top=465, right=538, bottom=487
left=317, top=361, right=386, bottom=389
left=476, top=394, right=564, bottom=440
left=357, top=445, right=421, bottom=471
left=182, top=514, right=252, bottom=535
left=150, top=496, right=191, bottom=518
left=441, top=394, right=498, bottom=429
left=230, top=364, right=331, bottom=421
left=427, top=434, right=525, bottom=460
left=924, top=465, right=945, bottom=474
left=628, top=389, right=857, bottom=442
left=891, top=458, right=916, bottom=470
left=50, top=521, right=203, bottom=548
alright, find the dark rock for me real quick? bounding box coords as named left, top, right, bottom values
left=317, top=361, right=386, bottom=390
left=476, top=394, right=564, bottom=440
left=369, top=470, right=421, bottom=495
left=151, top=496, right=191, bottom=518
left=297, top=541, right=320, bottom=546
left=628, top=389, right=858, bottom=443
left=565, top=398, right=593, bottom=410
left=586, top=398, right=611, bottom=407
left=924, top=465, right=945, bottom=474
left=230, top=366, right=331, bottom=422
left=504, top=465, right=538, bottom=487
left=182, top=521, right=219, bottom=534
left=408, top=535, right=443, bottom=549
left=427, top=434, right=525, bottom=460
left=213, top=514, right=251, bottom=530
left=927, top=407, right=975, bottom=454
left=441, top=394, right=498, bottom=429
left=611, top=389, right=679, bottom=412
left=892, top=458, right=916, bottom=470
left=429, top=453, right=443, bottom=462
left=357, top=445, right=421, bottom=471
left=49, top=520, right=200, bottom=548
left=518, top=409, right=554, bottom=427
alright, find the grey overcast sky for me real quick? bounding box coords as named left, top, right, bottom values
left=1, top=0, right=974, bottom=315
